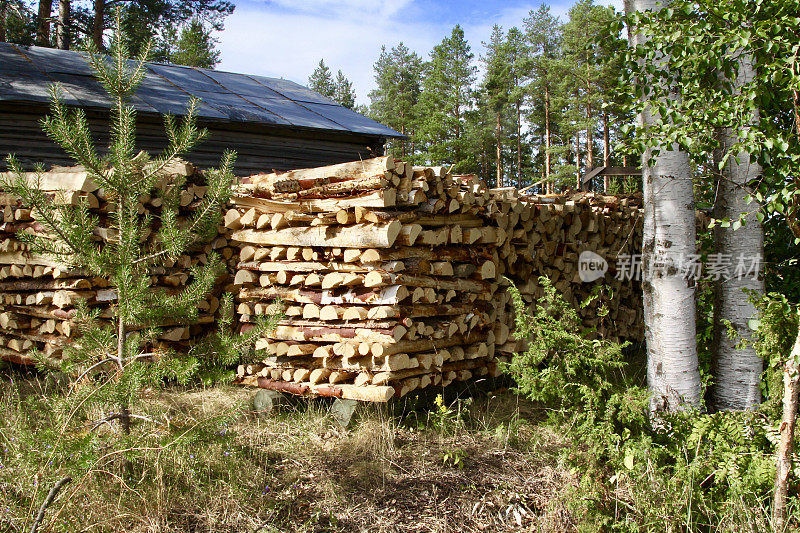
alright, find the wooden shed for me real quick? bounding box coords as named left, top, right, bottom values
left=0, top=43, right=402, bottom=174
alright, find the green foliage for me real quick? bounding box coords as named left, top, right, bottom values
left=414, top=25, right=477, bottom=171
left=441, top=447, right=467, bottom=469
left=170, top=18, right=221, bottom=68
left=308, top=59, right=336, bottom=99
left=618, top=0, right=800, bottom=239
left=368, top=43, right=423, bottom=159
left=110, top=0, right=234, bottom=57
left=764, top=213, right=800, bottom=302
left=333, top=70, right=356, bottom=110
left=503, top=276, right=791, bottom=529
left=361, top=3, right=630, bottom=189
left=309, top=60, right=357, bottom=109
left=189, top=293, right=283, bottom=385
left=752, top=292, right=800, bottom=419
left=426, top=393, right=473, bottom=436
left=0, top=379, right=253, bottom=531
left=502, top=277, right=642, bottom=437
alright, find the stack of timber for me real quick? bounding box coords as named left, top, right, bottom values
left=229, top=157, right=506, bottom=402
left=0, top=161, right=235, bottom=364
left=229, top=158, right=645, bottom=402
left=491, top=188, right=644, bottom=358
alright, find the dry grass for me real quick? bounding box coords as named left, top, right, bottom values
left=0, top=368, right=577, bottom=533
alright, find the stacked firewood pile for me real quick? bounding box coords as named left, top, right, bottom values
left=228, top=157, right=644, bottom=401
left=0, top=155, right=643, bottom=400
left=0, top=161, right=235, bottom=363
left=227, top=157, right=510, bottom=401
left=493, top=190, right=644, bottom=358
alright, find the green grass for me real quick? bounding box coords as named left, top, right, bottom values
left=0, top=370, right=575, bottom=532
left=0, top=366, right=786, bottom=532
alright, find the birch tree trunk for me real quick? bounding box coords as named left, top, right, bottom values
left=711, top=53, right=765, bottom=411
left=625, top=0, right=702, bottom=411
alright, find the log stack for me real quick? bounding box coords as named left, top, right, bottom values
left=493, top=190, right=644, bottom=359
left=228, top=157, right=509, bottom=402
left=0, top=161, right=235, bottom=363
left=1, top=155, right=644, bottom=400
left=229, top=157, right=644, bottom=402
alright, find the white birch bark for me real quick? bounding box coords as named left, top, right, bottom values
left=625, top=0, right=702, bottom=411
left=712, top=53, right=765, bottom=411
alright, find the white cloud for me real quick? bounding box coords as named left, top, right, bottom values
left=217, top=2, right=441, bottom=104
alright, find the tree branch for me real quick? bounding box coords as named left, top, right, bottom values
left=29, top=477, right=72, bottom=533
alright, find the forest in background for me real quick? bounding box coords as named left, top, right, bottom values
left=309, top=1, right=630, bottom=193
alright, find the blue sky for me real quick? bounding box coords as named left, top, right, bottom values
left=216, top=0, right=623, bottom=104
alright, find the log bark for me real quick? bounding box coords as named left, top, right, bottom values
left=232, top=189, right=396, bottom=212
left=250, top=376, right=395, bottom=402
left=239, top=285, right=410, bottom=306
left=232, top=221, right=401, bottom=249
left=249, top=156, right=394, bottom=187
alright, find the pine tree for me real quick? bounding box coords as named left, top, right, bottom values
left=415, top=25, right=477, bottom=170
left=562, top=0, right=620, bottom=189
left=481, top=25, right=513, bottom=187
left=1, top=17, right=236, bottom=432
left=0, top=0, right=34, bottom=44
left=524, top=5, right=565, bottom=193
left=333, top=70, right=356, bottom=109
left=308, top=59, right=336, bottom=99
left=171, top=18, right=220, bottom=68
left=506, top=26, right=531, bottom=186
left=368, top=43, right=423, bottom=159
left=96, top=0, right=234, bottom=52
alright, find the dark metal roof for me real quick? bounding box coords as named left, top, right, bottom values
left=0, top=42, right=403, bottom=138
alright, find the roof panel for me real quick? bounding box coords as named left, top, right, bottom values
left=246, top=75, right=339, bottom=105
left=0, top=73, right=55, bottom=103
left=18, top=46, right=95, bottom=75
left=0, top=43, right=34, bottom=73
left=191, top=90, right=291, bottom=125
left=0, top=72, right=87, bottom=106
left=135, top=85, right=227, bottom=119
left=244, top=96, right=346, bottom=130
left=200, top=70, right=284, bottom=98
left=304, top=103, right=403, bottom=136
left=47, top=73, right=111, bottom=108
left=146, top=63, right=226, bottom=93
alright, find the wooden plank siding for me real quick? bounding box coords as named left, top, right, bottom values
left=0, top=104, right=387, bottom=175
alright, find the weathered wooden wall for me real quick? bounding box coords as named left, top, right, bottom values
left=0, top=104, right=386, bottom=175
